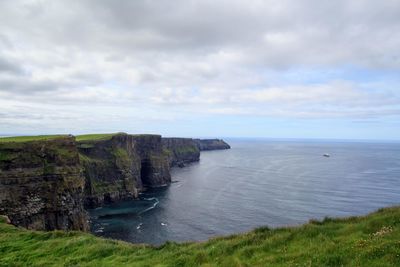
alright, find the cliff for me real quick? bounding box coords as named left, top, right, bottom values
left=162, top=138, right=200, bottom=167
left=194, top=139, right=231, bottom=151
left=78, top=133, right=171, bottom=208
left=161, top=138, right=231, bottom=167
left=0, top=136, right=88, bottom=231
left=0, top=133, right=230, bottom=230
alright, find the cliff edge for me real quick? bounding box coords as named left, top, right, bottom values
left=0, top=136, right=89, bottom=231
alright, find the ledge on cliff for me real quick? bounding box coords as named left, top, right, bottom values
left=0, top=206, right=399, bottom=266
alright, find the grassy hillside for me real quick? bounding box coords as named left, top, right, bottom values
left=0, top=135, right=68, bottom=143
left=1, top=207, right=399, bottom=267
left=0, top=133, right=147, bottom=143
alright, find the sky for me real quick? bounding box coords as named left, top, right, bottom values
left=0, top=0, right=399, bottom=140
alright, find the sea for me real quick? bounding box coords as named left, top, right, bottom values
left=88, top=138, right=400, bottom=245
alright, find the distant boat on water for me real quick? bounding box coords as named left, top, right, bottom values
left=323, top=153, right=330, bottom=157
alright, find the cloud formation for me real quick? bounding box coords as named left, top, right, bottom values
left=0, top=0, right=399, bottom=138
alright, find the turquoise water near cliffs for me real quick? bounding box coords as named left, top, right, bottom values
left=89, top=139, right=400, bottom=245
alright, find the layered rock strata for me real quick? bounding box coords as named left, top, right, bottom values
left=0, top=136, right=89, bottom=231
left=162, top=138, right=200, bottom=167
left=0, top=133, right=230, bottom=230
left=78, top=134, right=171, bottom=208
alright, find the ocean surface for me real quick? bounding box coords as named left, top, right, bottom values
left=88, top=139, right=400, bottom=245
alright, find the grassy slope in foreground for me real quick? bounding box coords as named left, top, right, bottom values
left=1, top=207, right=400, bottom=266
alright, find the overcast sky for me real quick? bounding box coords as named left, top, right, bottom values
left=0, top=0, right=399, bottom=140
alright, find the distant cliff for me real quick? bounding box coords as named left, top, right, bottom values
left=0, top=136, right=88, bottom=231
left=161, top=138, right=231, bottom=167
left=162, top=138, right=200, bottom=167
left=194, top=139, right=231, bottom=151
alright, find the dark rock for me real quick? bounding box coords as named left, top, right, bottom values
left=0, top=136, right=89, bottom=231
left=78, top=133, right=171, bottom=208
left=177, top=162, right=185, bottom=168
left=0, top=133, right=230, bottom=231
left=162, top=138, right=200, bottom=167
left=194, top=139, right=231, bottom=151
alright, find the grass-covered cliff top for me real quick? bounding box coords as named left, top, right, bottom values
left=0, top=135, right=69, bottom=143
left=75, top=133, right=119, bottom=142
left=1, top=206, right=399, bottom=266
left=0, top=133, right=161, bottom=144
left=76, top=133, right=161, bottom=142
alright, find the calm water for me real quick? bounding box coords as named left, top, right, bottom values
left=89, top=139, right=400, bottom=245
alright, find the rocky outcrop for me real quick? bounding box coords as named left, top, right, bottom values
left=162, top=138, right=200, bottom=167
left=194, top=139, right=231, bottom=151
left=0, top=136, right=89, bottom=231
left=78, top=133, right=171, bottom=208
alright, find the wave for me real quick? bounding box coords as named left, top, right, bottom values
left=95, top=227, right=104, bottom=233
left=143, top=197, right=157, bottom=201
left=138, top=198, right=159, bottom=215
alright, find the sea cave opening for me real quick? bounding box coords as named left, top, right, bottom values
left=140, top=159, right=152, bottom=186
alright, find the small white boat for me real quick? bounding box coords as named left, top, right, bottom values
left=323, top=153, right=330, bottom=157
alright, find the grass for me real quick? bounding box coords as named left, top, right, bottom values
left=0, top=136, right=78, bottom=166
left=1, top=206, right=400, bottom=266
left=0, top=151, right=13, bottom=161
left=0, top=133, right=159, bottom=143
left=174, top=145, right=199, bottom=155
left=90, top=180, right=125, bottom=194
left=75, top=133, right=121, bottom=142
left=0, top=135, right=68, bottom=143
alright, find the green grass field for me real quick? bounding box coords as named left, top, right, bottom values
left=0, top=133, right=161, bottom=144
left=0, top=135, right=68, bottom=143
left=0, top=133, right=120, bottom=143
left=1, top=206, right=399, bottom=266
left=75, top=133, right=120, bottom=142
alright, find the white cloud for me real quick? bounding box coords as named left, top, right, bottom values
left=0, top=0, right=399, bottom=135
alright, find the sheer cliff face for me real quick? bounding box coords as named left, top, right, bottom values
left=0, top=134, right=230, bottom=231
left=78, top=134, right=171, bottom=208
left=0, top=137, right=89, bottom=231
left=162, top=138, right=200, bottom=167
left=0, top=134, right=172, bottom=229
